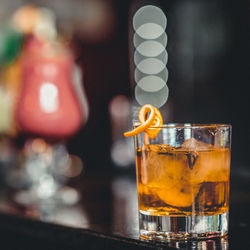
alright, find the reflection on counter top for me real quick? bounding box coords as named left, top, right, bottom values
left=0, top=168, right=249, bottom=249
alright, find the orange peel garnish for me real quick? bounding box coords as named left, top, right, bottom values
left=124, top=104, right=163, bottom=138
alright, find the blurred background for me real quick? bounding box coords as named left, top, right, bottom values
left=0, top=0, right=249, bottom=181
left=0, top=2, right=249, bottom=248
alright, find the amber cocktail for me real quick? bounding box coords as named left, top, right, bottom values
left=134, top=124, right=231, bottom=240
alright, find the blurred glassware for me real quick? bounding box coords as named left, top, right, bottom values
left=13, top=138, right=82, bottom=206
left=16, top=42, right=84, bottom=138
left=109, top=95, right=134, bottom=168
left=12, top=40, right=88, bottom=205
left=0, top=5, right=57, bottom=137
left=0, top=4, right=89, bottom=206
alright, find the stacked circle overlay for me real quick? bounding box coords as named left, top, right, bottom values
left=133, top=5, right=169, bottom=108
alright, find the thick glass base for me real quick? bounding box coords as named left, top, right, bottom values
left=139, top=211, right=228, bottom=241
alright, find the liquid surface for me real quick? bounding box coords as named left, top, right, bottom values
left=136, top=144, right=230, bottom=216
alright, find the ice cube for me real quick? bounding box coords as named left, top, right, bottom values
left=141, top=145, right=169, bottom=185
left=182, top=139, right=230, bottom=183
left=141, top=144, right=200, bottom=207
left=182, top=138, right=212, bottom=150
left=191, top=149, right=230, bottom=183
left=156, top=182, right=201, bottom=208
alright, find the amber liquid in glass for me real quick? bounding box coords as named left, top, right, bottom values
left=136, top=144, right=230, bottom=217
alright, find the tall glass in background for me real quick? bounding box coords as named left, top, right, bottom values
left=134, top=124, right=231, bottom=240
left=0, top=3, right=90, bottom=208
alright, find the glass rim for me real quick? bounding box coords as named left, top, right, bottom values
left=133, top=122, right=232, bottom=129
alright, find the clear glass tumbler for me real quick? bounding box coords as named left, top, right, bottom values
left=134, top=123, right=231, bottom=240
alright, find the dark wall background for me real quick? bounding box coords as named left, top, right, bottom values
left=2, top=0, right=247, bottom=173
left=67, top=1, right=130, bottom=173
left=66, top=0, right=250, bottom=173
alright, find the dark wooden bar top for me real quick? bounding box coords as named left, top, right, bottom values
left=0, top=166, right=249, bottom=250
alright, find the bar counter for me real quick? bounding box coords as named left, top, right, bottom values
left=0, top=166, right=249, bottom=250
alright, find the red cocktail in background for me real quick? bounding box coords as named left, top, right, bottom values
left=16, top=40, right=86, bottom=139
left=12, top=38, right=88, bottom=204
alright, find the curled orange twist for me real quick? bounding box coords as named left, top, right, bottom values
left=124, top=104, right=163, bottom=138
